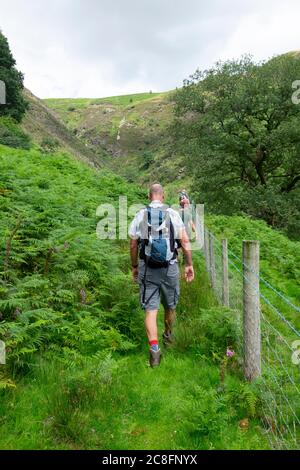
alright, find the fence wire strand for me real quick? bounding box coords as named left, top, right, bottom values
left=201, top=227, right=300, bottom=450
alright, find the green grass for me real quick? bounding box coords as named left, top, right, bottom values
left=206, top=214, right=300, bottom=329
left=20, top=90, right=103, bottom=168
left=45, top=92, right=165, bottom=112
left=0, top=255, right=269, bottom=450
left=205, top=214, right=300, bottom=449
left=43, top=91, right=184, bottom=187
left=0, top=356, right=268, bottom=450
left=1, top=144, right=295, bottom=450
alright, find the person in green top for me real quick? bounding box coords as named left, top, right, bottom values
left=178, top=190, right=196, bottom=241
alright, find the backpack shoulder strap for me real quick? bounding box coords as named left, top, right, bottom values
left=138, top=207, right=150, bottom=241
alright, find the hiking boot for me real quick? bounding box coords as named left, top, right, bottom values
left=162, top=332, right=173, bottom=346
left=149, top=348, right=161, bottom=368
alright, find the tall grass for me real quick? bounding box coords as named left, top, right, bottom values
left=0, top=253, right=269, bottom=449
left=0, top=145, right=275, bottom=450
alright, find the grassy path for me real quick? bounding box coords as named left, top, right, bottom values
left=0, top=261, right=269, bottom=450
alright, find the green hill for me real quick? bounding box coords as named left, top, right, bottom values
left=44, top=92, right=189, bottom=191
left=21, top=89, right=103, bottom=168
left=1, top=27, right=299, bottom=451
left=0, top=144, right=271, bottom=450
left=1, top=117, right=299, bottom=450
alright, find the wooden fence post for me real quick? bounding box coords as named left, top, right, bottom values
left=209, top=231, right=216, bottom=291
left=221, top=239, right=229, bottom=307
left=204, top=228, right=210, bottom=273
left=243, top=240, right=261, bottom=381
left=0, top=340, right=5, bottom=365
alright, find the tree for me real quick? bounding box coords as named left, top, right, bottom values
left=0, top=31, right=28, bottom=122
left=172, top=54, right=300, bottom=237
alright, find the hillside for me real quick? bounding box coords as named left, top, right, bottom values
left=0, top=144, right=270, bottom=450
left=1, top=93, right=299, bottom=450
left=44, top=92, right=189, bottom=191
left=21, top=89, right=103, bottom=168
left=1, top=15, right=300, bottom=454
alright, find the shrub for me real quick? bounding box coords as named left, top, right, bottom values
left=0, top=117, right=31, bottom=149
left=40, top=137, right=60, bottom=153
left=175, top=306, right=240, bottom=358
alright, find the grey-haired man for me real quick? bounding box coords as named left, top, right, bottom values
left=129, top=183, right=194, bottom=367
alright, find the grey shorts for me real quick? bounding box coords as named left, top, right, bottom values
left=137, top=260, right=180, bottom=311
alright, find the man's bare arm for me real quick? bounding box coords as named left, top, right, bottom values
left=180, top=228, right=194, bottom=282
left=180, top=228, right=192, bottom=265
left=130, top=239, right=138, bottom=266
left=130, top=239, right=139, bottom=281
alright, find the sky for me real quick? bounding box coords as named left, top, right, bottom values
left=0, top=0, right=299, bottom=99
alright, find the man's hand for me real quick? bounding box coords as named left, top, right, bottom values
left=180, top=227, right=194, bottom=282
left=185, top=265, right=194, bottom=283
left=130, top=239, right=139, bottom=282
left=132, top=266, right=139, bottom=283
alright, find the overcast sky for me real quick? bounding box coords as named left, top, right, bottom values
left=0, top=0, right=299, bottom=98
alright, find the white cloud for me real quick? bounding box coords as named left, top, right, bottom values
left=218, top=0, right=300, bottom=63
left=0, top=0, right=299, bottom=98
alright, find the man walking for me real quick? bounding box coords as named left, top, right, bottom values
left=178, top=189, right=196, bottom=241
left=129, top=183, right=194, bottom=367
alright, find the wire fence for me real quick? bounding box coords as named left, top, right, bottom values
left=200, top=225, right=300, bottom=450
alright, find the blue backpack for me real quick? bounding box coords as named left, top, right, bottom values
left=139, top=206, right=177, bottom=268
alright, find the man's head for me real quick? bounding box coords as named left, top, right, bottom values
left=179, top=189, right=190, bottom=208
left=149, top=183, right=164, bottom=202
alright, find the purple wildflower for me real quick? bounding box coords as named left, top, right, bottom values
left=226, top=348, right=235, bottom=357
